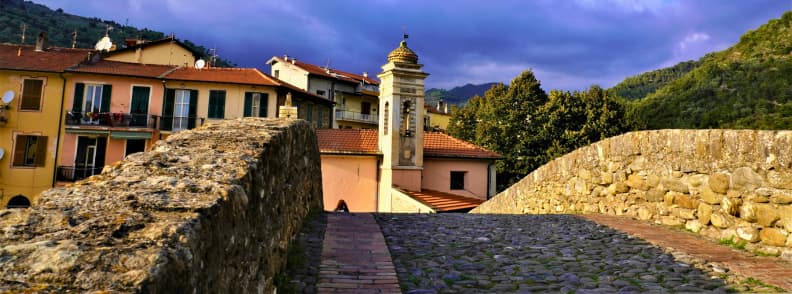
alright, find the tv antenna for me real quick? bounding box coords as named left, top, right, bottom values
left=210, top=47, right=218, bottom=66
left=195, top=59, right=206, bottom=69
left=2, top=90, right=14, bottom=104
left=71, top=30, right=78, bottom=48
left=20, top=23, right=27, bottom=44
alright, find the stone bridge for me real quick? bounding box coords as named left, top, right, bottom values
left=2, top=122, right=792, bottom=293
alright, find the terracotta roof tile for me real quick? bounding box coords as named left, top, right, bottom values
left=316, top=129, right=501, bottom=159
left=316, top=129, right=379, bottom=154
left=424, top=132, right=502, bottom=159
left=400, top=189, right=485, bottom=212
left=271, top=56, right=379, bottom=85
left=67, top=60, right=176, bottom=78
left=165, top=67, right=279, bottom=86
left=0, top=44, right=91, bottom=72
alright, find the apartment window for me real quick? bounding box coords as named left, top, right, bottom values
left=244, top=92, right=268, bottom=117
left=208, top=90, right=226, bottom=119
left=72, top=83, right=112, bottom=118
left=450, top=171, right=466, bottom=190
left=125, top=139, right=146, bottom=157
left=274, top=70, right=280, bottom=79
left=20, top=79, right=44, bottom=111
left=12, top=135, right=47, bottom=167
left=173, top=90, right=190, bottom=131
left=316, top=89, right=326, bottom=97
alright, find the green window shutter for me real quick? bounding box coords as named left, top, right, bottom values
left=259, top=93, right=268, bottom=117
left=100, top=84, right=112, bottom=112
left=218, top=92, right=225, bottom=119
left=243, top=92, right=252, bottom=117
left=208, top=90, right=226, bottom=119
left=161, top=89, right=175, bottom=130
left=188, top=90, right=198, bottom=129
left=72, top=83, right=85, bottom=112
left=207, top=91, right=216, bottom=118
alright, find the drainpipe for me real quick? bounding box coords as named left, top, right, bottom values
left=375, top=157, right=381, bottom=211
left=486, top=160, right=495, bottom=200
left=52, top=73, right=67, bottom=187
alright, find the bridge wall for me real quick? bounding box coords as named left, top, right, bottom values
left=473, top=130, right=792, bottom=258
left=0, top=118, right=323, bottom=292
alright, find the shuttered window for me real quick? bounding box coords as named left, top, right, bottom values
left=20, top=79, right=44, bottom=111
left=208, top=90, right=226, bottom=119
left=12, top=135, right=47, bottom=167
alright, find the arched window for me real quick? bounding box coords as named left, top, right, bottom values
left=7, top=195, right=31, bottom=209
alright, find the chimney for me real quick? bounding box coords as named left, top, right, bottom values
left=35, top=32, right=48, bottom=52
left=284, top=54, right=289, bottom=61
left=291, top=58, right=296, bottom=65
left=363, top=72, right=368, bottom=78
left=437, top=100, right=444, bottom=113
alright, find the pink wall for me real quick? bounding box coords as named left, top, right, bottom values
left=320, top=155, right=379, bottom=212
left=422, top=158, right=491, bottom=199
left=392, top=169, right=422, bottom=192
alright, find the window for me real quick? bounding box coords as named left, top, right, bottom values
left=125, top=139, right=146, bottom=157
left=12, top=135, right=47, bottom=167
left=83, top=84, right=104, bottom=114
left=20, top=79, right=44, bottom=111
left=208, top=90, right=226, bottom=119
left=450, top=171, right=466, bottom=190
left=173, top=89, right=190, bottom=131
left=316, top=89, right=326, bottom=97
left=274, top=70, right=279, bottom=79
left=244, top=92, right=268, bottom=117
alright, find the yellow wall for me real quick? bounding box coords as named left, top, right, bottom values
left=0, top=70, right=65, bottom=207
left=162, top=81, right=278, bottom=122
left=105, top=42, right=196, bottom=66
left=427, top=111, right=451, bottom=130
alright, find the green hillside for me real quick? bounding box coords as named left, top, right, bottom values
left=630, top=11, right=792, bottom=130
left=0, top=0, right=235, bottom=66
left=425, top=82, right=498, bottom=106
left=608, top=60, right=700, bottom=100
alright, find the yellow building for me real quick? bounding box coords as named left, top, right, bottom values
left=267, top=56, right=379, bottom=129
left=102, top=37, right=200, bottom=67
left=0, top=42, right=91, bottom=208
left=424, top=100, right=451, bottom=132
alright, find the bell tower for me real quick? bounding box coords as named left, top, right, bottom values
left=378, top=37, right=429, bottom=212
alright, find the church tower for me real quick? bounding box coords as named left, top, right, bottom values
left=377, top=37, right=429, bottom=212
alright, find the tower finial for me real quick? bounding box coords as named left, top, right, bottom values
left=402, top=25, right=408, bottom=42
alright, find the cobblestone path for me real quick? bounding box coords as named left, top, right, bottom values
left=376, top=214, right=729, bottom=293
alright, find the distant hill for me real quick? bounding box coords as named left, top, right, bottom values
left=608, top=60, right=700, bottom=100
left=630, top=11, right=792, bottom=130
left=426, top=82, right=499, bottom=106
left=0, top=0, right=235, bottom=67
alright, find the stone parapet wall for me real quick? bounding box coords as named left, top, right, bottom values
left=0, top=118, right=323, bottom=292
left=473, top=130, right=792, bottom=258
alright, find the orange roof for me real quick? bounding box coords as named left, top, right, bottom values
left=165, top=67, right=279, bottom=86
left=400, top=189, right=485, bottom=212
left=0, top=44, right=91, bottom=72
left=67, top=60, right=176, bottom=78
left=316, top=129, right=379, bottom=154
left=316, top=129, right=501, bottom=159
left=270, top=56, right=379, bottom=85
left=424, top=132, right=502, bottom=159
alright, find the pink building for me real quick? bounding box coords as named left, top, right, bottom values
left=317, top=39, right=501, bottom=213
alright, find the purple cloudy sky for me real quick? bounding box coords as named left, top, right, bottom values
left=33, top=0, right=791, bottom=91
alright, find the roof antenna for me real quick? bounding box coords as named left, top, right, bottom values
left=402, top=25, right=409, bottom=42
left=20, top=23, right=27, bottom=44
left=210, top=46, right=218, bottom=67
left=324, top=58, right=331, bottom=71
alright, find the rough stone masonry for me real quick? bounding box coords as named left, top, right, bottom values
left=474, top=129, right=792, bottom=259
left=0, top=118, right=323, bottom=293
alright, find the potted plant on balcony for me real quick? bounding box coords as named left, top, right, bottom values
left=66, top=110, right=82, bottom=125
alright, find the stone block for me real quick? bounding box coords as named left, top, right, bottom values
left=698, top=203, right=713, bottom=225
left=710, top=212, right=732, bottom=229
left=760, top=228, right=788, bottom=247
left=780, top=217, right=792, bottom=232
left=767, top=170, right=792, bottom=189
left=771, top=191, right=792, bottom=204
left=756, top=204, right=780, bottom=227
left=625, top=174, right=647, bottom=191
left=740, top=203, right=757, bottom=222
left=685, top=220, right=703, bottom=233
left=664, top=192, right=675, bottom=207
left=608, top=183, right=629, bottom=195
left=637, top=206, right=654, bottom=220
left=662, top=177, right=689, bottom=193
left=660, top=216, right=683, bottom=226
left=646, top=175, right=661, bottom=188
left=699, top=187, right=723, bottom=205
left=645, top=189, right=665, bottom=202
left=673, top=208, right=696, bottom=220
left=674, top=194, right=699, bottom=209
left=601, top=172, right=613, bottom=185
left=708, top=173, right=730, bottom=194
left=736, top=226, right=760, bottom=243
left=732, top=167, right=763, bottom=191
left=721, top=197, right=741, bottom=216
left=688, top=174, right=707, bottom=187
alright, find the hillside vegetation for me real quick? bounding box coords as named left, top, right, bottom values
left=0, top=0, right=235, bottom=66
left=608, top=60, right=700, bottom=100
left=425, top=83, right=498, bottom=106
left=626, top=11, right=792, bottom=130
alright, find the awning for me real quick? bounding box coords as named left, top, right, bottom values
left=65, top=129, right=109, bottom=136
left=110, top=131, right=153, bottom=139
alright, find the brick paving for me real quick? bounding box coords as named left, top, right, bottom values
left=317, top=213, right=401, bottom=294
left=581, top=214, right=792, bottom=291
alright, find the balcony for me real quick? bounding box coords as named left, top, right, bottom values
left=335, top=110, right=378, bottom=125
left=65, top=111, right=157, bottom=129
left=56, top=166, right=103, bottom=182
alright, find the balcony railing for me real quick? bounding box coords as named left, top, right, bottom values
left=65, top=111, right=157, bottom=128
left=57, top=166, right=103, bottom=182
left=156, top=116, right=205, bottom=132
left=335, top=110, right=378, bottom=124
